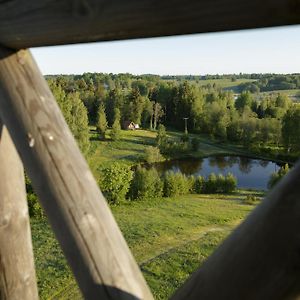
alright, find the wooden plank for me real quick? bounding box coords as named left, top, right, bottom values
left=0, top=0, right=300, bottom=49
left=0, top=48, right=153, bottom=300
left=0, top=121, right=39, bottom=300
left=172, top=160, right=300, bottom=300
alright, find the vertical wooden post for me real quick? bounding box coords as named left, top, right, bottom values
left=0, top=48, right=153, bottom=299
left=0, top=121, right=39, bottom=300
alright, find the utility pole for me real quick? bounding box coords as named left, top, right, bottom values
left=183, top=117, right=189, bottom=134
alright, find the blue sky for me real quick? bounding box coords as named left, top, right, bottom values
left=31, top=25, right=300, bottom=75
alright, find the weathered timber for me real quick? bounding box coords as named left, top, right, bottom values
left=0, top=48, right=153, bottom=300
left=0, top=0, right=300, bottom=49
left=172, top=160, right=300, bottom=300
left=0, top=122, right=39, bottom=300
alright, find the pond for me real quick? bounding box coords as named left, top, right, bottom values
left=150, top=156, right=282, bottom=190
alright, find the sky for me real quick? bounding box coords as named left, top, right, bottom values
left=31, top=25, right=300, bottom=76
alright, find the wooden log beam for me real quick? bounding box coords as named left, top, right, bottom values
left=0, top=0, right=300, bottom=49
left=172, top=160, right=300, bottom=300
left=0, top=121, right=39, bottom=300
left=0, top=48, right=153, bottom=300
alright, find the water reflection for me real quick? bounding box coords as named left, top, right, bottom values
left=150, top=155, right=281, bottom=190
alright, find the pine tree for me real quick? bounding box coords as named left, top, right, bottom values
left=111, top=108, right=121, bottom=141
left=96, top=103, right=108, bottom=139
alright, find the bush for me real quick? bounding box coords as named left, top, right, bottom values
left=194, top=176, right=205, bottom=193
left=216, top=174, right=226, bottom=193
left=130, top=167, right=163, bottom=200
left=223, top=173, right=237, bottom=193
left=244, top=195, right=260, bottom=205
left=268, top=163, right=290, bottom=189
left=160, top=140, right=190, bottom=156
left=99, top=163, right=133, bottom=204
left=163, top=171, right=190, bottom=197
left=204, top=173, right=217, bottom=193
left=144, top=146, right=165, bottom=163
left=27, top=193, right=44, bottom=218
left=187, top=176, right=196, bottom=193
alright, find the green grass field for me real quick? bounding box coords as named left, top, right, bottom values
left=32, top=128, right=266, bottom=299
left=32, top=191, right=261, bottom=299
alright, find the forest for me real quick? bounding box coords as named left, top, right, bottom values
left=47, top=73, right=300, bottom=160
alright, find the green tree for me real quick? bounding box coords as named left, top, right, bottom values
left=235, top=91, right=253, bottom=112
left=268, top=164, right=290, bottom=189
left=282, top=107, right=300, bottom=152
left=130, top=167, right=163, bottom=200
left=99, top=163, right=133, bottom=204
left=156, top=124, right=167, bottom=147
left=111, top=108, right=121, bottom=141
left=96, top=103, right=108, bottom=139
left=67, top=92, right=90, bottom=154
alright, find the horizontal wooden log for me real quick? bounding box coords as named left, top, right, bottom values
left=0, top=48, right=153, bottom=300
left=0, top=122, right=39, bottom=300
left=172, top=160, right=300, bottom=300
left=0, top=0, right=300, bottom=49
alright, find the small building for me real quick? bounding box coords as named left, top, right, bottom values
left=122, top=121, right=139, bottom=130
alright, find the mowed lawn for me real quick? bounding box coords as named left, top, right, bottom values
left=32, top=192, right=261, bottom=299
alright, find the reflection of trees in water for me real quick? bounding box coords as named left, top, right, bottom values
left=259, top=160, right=269, bottom=168
left=238, top=157, right=252, bottom=174
left=214, top=156, right=228, bottom=170
left=178, top=159, right=203, bottom=175
left=227, top=156, right=239, bottom=167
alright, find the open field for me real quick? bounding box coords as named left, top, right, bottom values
left=196, top=78, right=255, bottom=89
left=32, top=191, right=262, bottom=299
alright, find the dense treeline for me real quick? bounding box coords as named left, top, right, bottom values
left=238, top=74, right=300, bottom=93
left=47, top=73, right=300, bottom=158
left=98, top=163, right=237, bottom=204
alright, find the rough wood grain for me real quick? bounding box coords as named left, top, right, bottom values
left=172, top=160, right=300, bottom=300
left=0, top=48, right=153, bottom=300
left=0, top=0, right=300, bottom=49
left=0, top=122, right=39, bottom=300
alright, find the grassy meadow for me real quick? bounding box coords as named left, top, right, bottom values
left=32, top=129, right=264, bottom=299
left=33, top=192, right=261, bottom=299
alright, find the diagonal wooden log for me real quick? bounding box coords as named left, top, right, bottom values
left=172, top=160, right=300, bottom=300
left=0, top=48, right=153, bottom=300
left=0, top=121, right=39, bottom=300
left=0, top=0, right=300, bottom=49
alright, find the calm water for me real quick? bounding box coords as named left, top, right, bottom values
left=151, top=156, right=281, bottom=190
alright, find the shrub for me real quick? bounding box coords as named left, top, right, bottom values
left=224, top=173, right=237, bottom=193
left=194, top=176, right=205, bottom=193
left=268, top=164, right=290, bottom=189
left=244, top=195, right=260, bottom=205
left=130, top=167, right=163, bottom=200
left=160, top=140, right=190, bottom=156
left=99, top=163, right=133, bottom=204
left=204, top=173, right=217, bottom=193
left=27, top=193, right=44, bottom=218
left=187, top=176, right=196, bottom=193
left=163, top=171, right=190, bottom=197
left=216, top=174, right=226, bottom=193
left=144, top=146, right=164, bottom=164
